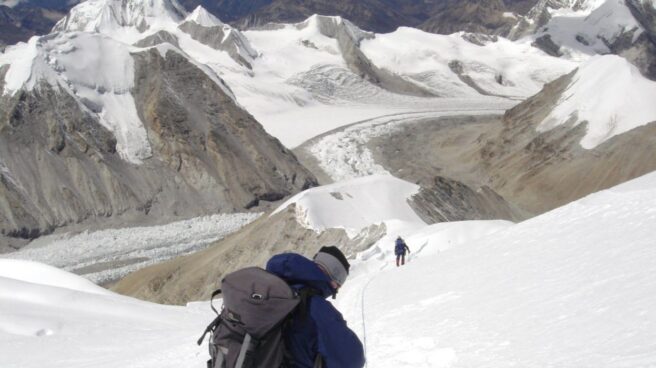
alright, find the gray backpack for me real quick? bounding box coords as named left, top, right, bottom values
left=197, top=267, right=301, bottom=368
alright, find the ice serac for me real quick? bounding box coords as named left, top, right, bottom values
left=296, top=15, right=436, bottom=97
left=0, top=39, right=316, bottom=244
left=178, top=6, right=258, bottom=68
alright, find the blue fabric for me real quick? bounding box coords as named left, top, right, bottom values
left=266, top=253, right=366, bottom=368
left=395, top=238, right=406, bottom=255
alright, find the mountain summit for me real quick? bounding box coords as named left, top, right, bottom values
left=53, top=0, right=186, bottom=35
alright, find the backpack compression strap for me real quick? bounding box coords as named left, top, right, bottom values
left=197, top=315, right=222, bottom=346
left=197, top=289, right=224, bottom=346
left=235, top=333, right=258, bottom=368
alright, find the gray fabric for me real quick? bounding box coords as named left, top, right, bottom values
left=208, top=267, right=301, bottom=368
left=235, top=333, right=252, bottom=368
left=313, top=252, right=348, bottom=286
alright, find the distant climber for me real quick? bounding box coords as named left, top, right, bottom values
left=395, top=236, right=411, bottom=266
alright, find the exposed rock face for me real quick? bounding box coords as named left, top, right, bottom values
left=531, top=34, right=563, bottom=57
left=112, top=204, right=384, bottom=304
left=625, top=0, right=656, bottom=79
left=478, top=71, right=656, bottom=214
left=417, top=0, right=519, bottom=36
left=133, top=30, right=180, bottom=48
left=178, top=19, right=257, bottom=68
left=371, top=69, right=656, bottom=217
left=0, top=48, right=317, bottom=244
left=409, top=176, right=525, bottom=223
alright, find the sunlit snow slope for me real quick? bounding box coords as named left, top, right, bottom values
left=337, top=171, right=656, bottom=367
left=0, top=260, right=208, bottom=368
left=2, top=171, right=656, bottom=367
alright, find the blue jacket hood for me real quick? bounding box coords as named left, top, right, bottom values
left=266, top=253, right=335, bottom=298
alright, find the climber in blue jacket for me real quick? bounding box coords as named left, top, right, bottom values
left=266, top=246, right=366, bottom=368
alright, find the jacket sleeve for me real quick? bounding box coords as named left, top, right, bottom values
left=311, top=297, right=366, bottom=368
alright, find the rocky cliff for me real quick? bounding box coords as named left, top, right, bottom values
left=0, top=43, right=316, bottom=245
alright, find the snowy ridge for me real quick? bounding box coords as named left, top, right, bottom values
left=185, top=6, right=224, bottom=27
left=272, top=175, right=426, bottom=236
left=539, top=54, right=656, bottom=148
left=360, top=28, right=576, bottom=99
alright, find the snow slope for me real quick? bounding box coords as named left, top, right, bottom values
left=1, top=171, right=656, bottom=367
left=361, top=27, right=575, bottom=98
left=273, top=175, right=426, bottom=236
left=336, top=170, right=656, bottom=367
left=539, top=55, right=656, bottom=149
left=0, top=260, right=208, bottom=368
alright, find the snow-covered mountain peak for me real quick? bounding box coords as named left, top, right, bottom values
left=296, top=14, right=374, bottom=44
left=185, top=6, right=224, bottom=28
left=53, top=0, right=187, bottom=37
left=539, top=54, right=656, bottom=149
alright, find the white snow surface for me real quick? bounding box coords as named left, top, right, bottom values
left=272, top=175, right=426, bottom=236
left=361, top=28, right=576, bottom=99
left=3, top=170, right=656, bottom=367
left=185, top=6, right=224, bottom=27
left=1, top=213, right=260, bottom=284
left=534, top=0, right=642, bottom=57
left=334, top=170, right=656, bottom=367
left=0, top=260, right=112, bottom=296
left=539, top=54, right=656, bottom=148
left=0, top=262, right=209, bottom=367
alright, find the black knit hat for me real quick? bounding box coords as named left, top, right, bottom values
left=313, top=246, right=350, bottom=286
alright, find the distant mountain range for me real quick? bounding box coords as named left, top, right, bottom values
left=1, top=0, right=543, bottom=46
